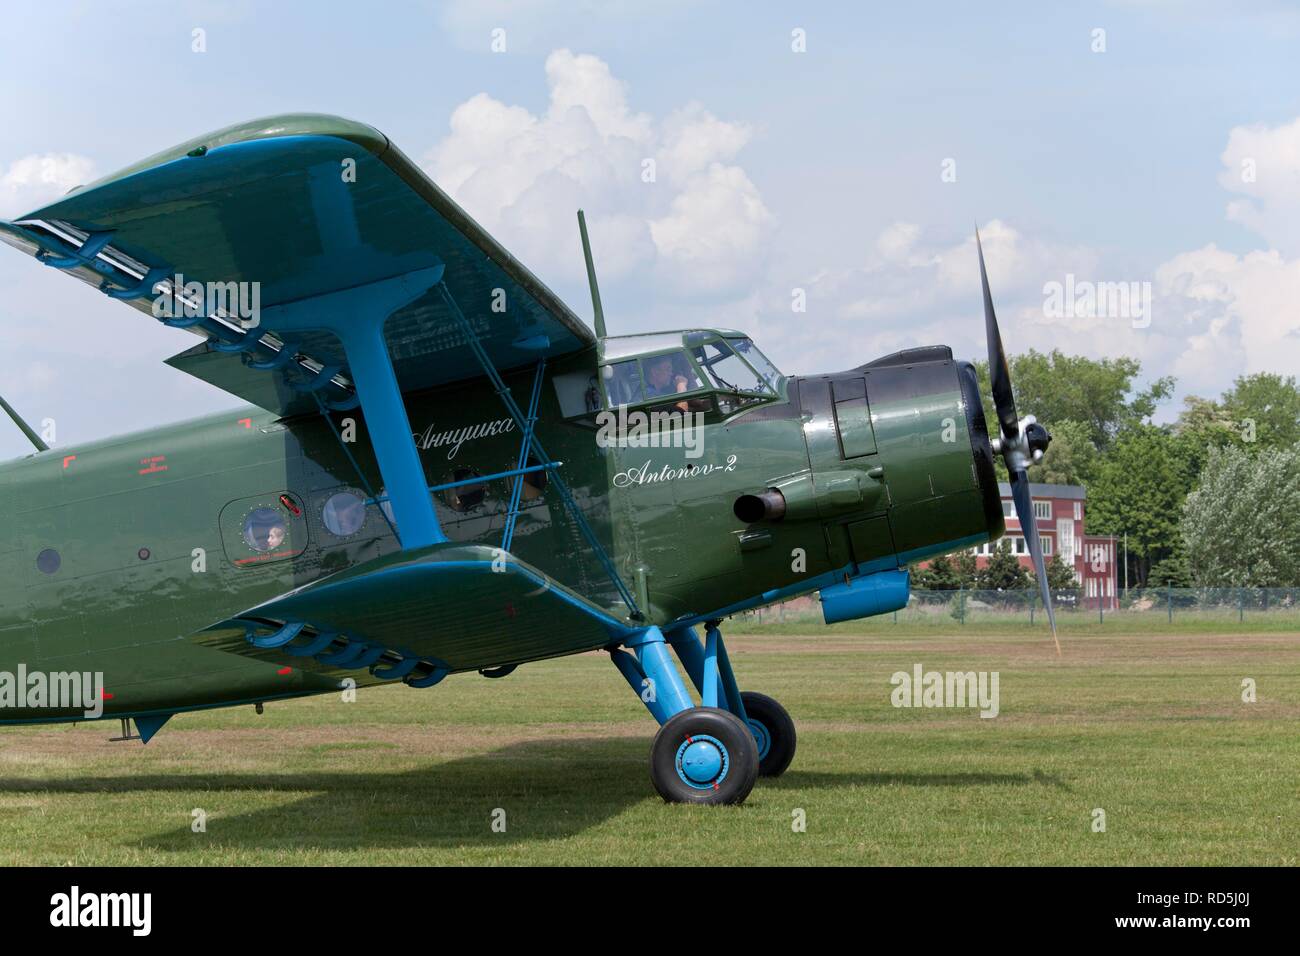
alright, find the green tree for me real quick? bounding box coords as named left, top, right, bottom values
left=1180, top=443, right=1300, bottom=586
left=1028, top=418, right=1099, bottom=486
left=1147, top=552, right=1193, bottom=588
left=1036, top=552, right=1078, bottom=592
left=1222, top=372, right=1300, bottom=450
left=978, top=539, right=1032, bottom=590
left=913, top=554, right=960, bottom=590
left=1174, top=395, right=1240, bottom=479
left=953, top=548, right=979, bottom=588
left=1085, top=424, right=1194, bottom=586
left=975, top=350, right=1174, bottom=452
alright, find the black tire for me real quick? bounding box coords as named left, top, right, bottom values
left=741, top=691, right=796, bottom=777
left=650, top=707, right=759, bottom=805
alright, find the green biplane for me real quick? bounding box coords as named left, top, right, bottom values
left=0, top=115, right=1055, bottom=805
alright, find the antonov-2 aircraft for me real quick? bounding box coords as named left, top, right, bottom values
left=0, top=115, right=1055, bottom=805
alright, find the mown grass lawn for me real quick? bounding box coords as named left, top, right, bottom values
left=1, top=628, right=1297, bottom=865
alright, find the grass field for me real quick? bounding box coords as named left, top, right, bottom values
left=2, top=625, right=1298, bottom=865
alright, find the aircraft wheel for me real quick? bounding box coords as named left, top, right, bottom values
left=650, top=707, right=758, bottom=805
left=740, top=691, right=796, bottom=777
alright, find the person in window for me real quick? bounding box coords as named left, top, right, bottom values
left=644, top=354, right=691, bottom=412
left=266, top=524, right=287, bottom=550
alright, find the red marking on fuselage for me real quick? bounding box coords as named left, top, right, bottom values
left=233, top=550, right=299, bottom=566
left=102, top=692, right=113, bottom=700
left=62, top=455, right=76, bottom=468
left=138, top=455, right=168, bottom=475
left=277, top=667, right=292, bottom=676
left=238, top=417, right=252, bottom=429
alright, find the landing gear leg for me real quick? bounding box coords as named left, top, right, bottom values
left=610, top=625, right=758, bottom=805
left=665, top=621, right=797, bottom=778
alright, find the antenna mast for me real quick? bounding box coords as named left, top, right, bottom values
left=0, top=392, right=48, bottom=452
left=577, top=209, right=607, bottom=339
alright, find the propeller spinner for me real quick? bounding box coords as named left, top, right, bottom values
left=976, top=229, right=1060, bottom=656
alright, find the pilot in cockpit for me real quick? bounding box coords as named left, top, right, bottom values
left=644, top=354, right=692, bottom=411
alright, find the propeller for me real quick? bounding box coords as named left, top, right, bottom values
left=976, top=228, right=1060, bottom=656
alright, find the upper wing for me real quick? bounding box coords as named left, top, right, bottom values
left=194, top=543, right=634, bottom=682
left=0, top=114, right=594, bottom=416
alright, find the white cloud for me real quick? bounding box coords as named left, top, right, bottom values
left=649, top=163, right=771, bottom=293
left=0, top=153, right=97, bottom=219
left=1155, top=244, right=1300, bottom=389
left=1218, top=116, right=1300, bottom=255
left=423, top=49, right=772, bottom=295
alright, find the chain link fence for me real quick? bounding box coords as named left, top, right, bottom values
left=733, top=587, right=1300, bottom=628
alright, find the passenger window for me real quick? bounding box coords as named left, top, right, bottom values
left=512, top=455, right=548, bottom=502
left=446, top=467, right=486, bottom=512
left=243, top=507, right=289, bottom=553
left=322, top=491, right=367, bottom=537
left=220, top=493, right=308, bottom=566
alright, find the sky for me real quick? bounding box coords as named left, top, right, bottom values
left=2, top=0, right=1299, bottom=459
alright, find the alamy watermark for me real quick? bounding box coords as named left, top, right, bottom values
left=50, top=886, right=151, bottom=936
left=152, top=272, right=261, bottom=328
left=0, top=664, right=106, bottom=718
left=1043, top=274, right=1151, bottom=329
left=890, top=663, right=999, bottom=718
left=595, top=406, right=706, bottom=459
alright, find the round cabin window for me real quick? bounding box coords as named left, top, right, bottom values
left=446, top=467, right=486, bottom=512
left=36, top=548, right=61, bottom=574
left=322, top=491, right=367, bottom=537
left=242, top=507, right=288, bottom=553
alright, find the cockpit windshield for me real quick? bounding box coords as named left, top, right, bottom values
left=729, top=338, right=783, bottom=389
left=691, top=339, right=774, bottom=395
left=591, top=330, right=785, bottom=418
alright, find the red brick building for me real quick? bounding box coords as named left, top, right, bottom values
left=966, top=482, right=1118, bottom=609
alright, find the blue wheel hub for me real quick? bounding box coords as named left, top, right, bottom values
left=675, top=734, right=729, bottom=789
left=746, top=718, right=772, bottom=761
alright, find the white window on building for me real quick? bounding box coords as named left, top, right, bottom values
left=1074, top=501, right=1082, bottom=521
left=1033, top=500, right=1052, bottom=520
left=1057, top=519, right=1075, bottom=565
left=1041, top=535, right=1052, bottom=556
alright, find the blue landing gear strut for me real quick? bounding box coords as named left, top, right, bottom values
left=610, top=621, right=796, bottom=804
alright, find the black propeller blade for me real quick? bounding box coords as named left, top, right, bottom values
left=1009, top=467, right=1059, bottom=654
left=977, top=229, right=1019, bottom=443
left=975, top=227, right=1059, bottom=655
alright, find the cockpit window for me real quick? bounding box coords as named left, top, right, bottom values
left=641, top=351, right=703, bottom=400
left=691, top=340, right=772, bottom=395
left=729, top=338, right=782, bottom=389
left=599, top=338, right=776, bottom=419
left=604, top=359, right=644, bottom=407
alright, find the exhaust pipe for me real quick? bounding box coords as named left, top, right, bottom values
left=733, top=489, right=786, bottom=523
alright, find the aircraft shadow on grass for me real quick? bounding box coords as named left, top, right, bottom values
left=0, top=738, right=1069, bottom=852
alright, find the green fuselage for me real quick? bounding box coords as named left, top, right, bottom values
left=0, top=345, right=1000, bottom=724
